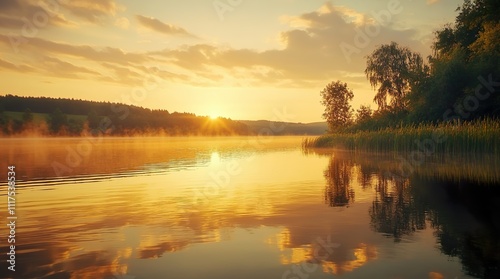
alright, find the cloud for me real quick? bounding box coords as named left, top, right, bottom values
left=150, top=3, right=426, bottom=87
left=99, top=62, right=146, bottom=85
left=39, top=56, right=101, bottom=79
left=136, top=15, right=196, bottom=37
left=0, top=53, right=100, bottom=80
left=0, top=58, right=35, bottom=72
left=0, top=33, right=191, bottom=86
left=0, top=0, right=122, bottom=31
left=0, top=34, right=149, bottom=65
left=58, top=0, right=121, bottom=23
left=0, top=3, right=428, bottom=89
left=115, top=17, right=130, bottom=29
left=0, top=0, right=74, bottom=29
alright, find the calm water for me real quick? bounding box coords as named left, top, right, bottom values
left=0, top=137, right=499, bottom=279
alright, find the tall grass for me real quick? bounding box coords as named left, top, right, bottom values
left=303, top=119, right=500, bottom=155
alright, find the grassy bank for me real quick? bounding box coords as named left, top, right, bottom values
left=303, top=119, right=500, bottom=155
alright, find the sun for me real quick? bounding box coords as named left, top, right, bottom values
left=209, top=114, right=219, bottom=120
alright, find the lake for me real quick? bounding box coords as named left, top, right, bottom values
left=1, top=137, right=499, bottom=279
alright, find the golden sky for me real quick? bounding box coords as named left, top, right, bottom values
left=0, top=0, right=462, bottom=122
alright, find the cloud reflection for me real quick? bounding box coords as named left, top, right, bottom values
left=1, top=140, right=499, bottom=278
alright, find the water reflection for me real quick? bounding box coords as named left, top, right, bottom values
left=0, top=137, right=300, bottom=184
left=0, top=138, right=498, bottom=279
left=320, top=150, right=500, bottom=279
left=370, top=175, right=427, bottom=242
left=321, top=243, right=378, bottom=275
left=324, top=155, right=355, bottom=207
left=420, top=176, right=500, bottom=278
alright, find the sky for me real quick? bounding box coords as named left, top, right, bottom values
left=0, top=0, right=463, bottom=123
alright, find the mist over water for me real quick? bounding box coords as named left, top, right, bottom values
left=0, top=137, right=498, bottom=279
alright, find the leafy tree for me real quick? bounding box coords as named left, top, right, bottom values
left=429, top=0, right=500, bottom=120
left=87, top=109, right=101, bottom=130
left=0, top=106, right=6, bottom=125
left=22, top=108, right=34, bottom=123
left=433, top=0, right=500, bottom=60
left=0, top=108, right=8, bottom=134
left=320, top=81, right=354, bottom=131
left=68, top=118, right=84, bottom=135
left=355, top=105, right=373, bottom=123
left=433, top=25, right=457, bottom=58
left=468, top=22, right=500, bottom=58
left=47, top=108, right=68, bottom=134
left=365, top=42, right=428, bottom=112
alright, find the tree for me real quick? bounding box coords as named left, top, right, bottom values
left=22, top=108, right=34, bottom=123
left=433, top=0, right=500, bottom=59
left=68, top=118, right=84, bottom=135
left=0, top=105, right=6, bottom=125
left=47, top=108, right=68, bottom=134
left=469, top=22, right=500, bottom=58
left=455, top=0, right=500, bottom=50
left=356, top=105, right=373, bottom=123
left=0, top=107, right=8, bottom=134
left=365, top=42, right=428, bottom=112
left=320, top=81, right=354, bottom=131
left=87, top=109, right=100, bottom=130
left=429, top=0, right=500, bottom=119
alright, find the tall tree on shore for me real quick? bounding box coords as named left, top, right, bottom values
left=320, top=81, right=354, bottom=131
left=365, top=42, right=428, bottom=112
left=434, top=0, right=500, bottom=58
left=425, top=0, right=500, bottom=119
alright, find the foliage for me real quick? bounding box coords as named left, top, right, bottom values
left=432, top=0, right=499, bottom=60
left=86, top=109, right=101, bottom=130
left=315, top=0, right=500, bottom=145
left=320, top=81, right=354, bottom=131
left=47, top=108, right=68, bottom=134
left=0, top=95, right=251, bottom=136
left=355, top=105, right=372, bottom=123
left=22, top=108, right=34, bottom=123
left=423, top=0, right=500, bottom=121
left=365, top=42, right=429, bottom=112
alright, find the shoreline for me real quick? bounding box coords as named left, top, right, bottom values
left=303, top=119, right=500, bottom=155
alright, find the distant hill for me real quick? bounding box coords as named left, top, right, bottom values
left=0, top=94, right=327, bottom=136
left=240, top=120, right=327, bottom=135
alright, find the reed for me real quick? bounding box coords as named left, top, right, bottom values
left=303, top=118, right=500, bottom=155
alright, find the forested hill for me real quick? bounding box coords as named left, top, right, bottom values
left=1, top=94, right=146, bottom=116
left=241, top=120, right=327, bottom=135
left=0, top=94, right=247, bottom=136
left=0, top=95, right=326, bottom=136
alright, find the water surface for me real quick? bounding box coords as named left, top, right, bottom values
left=0, top=137, right=499, bottom=279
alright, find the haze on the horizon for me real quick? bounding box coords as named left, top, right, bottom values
left=0, top=0, right=462, bottom=122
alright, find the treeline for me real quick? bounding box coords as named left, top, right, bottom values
left=321, top=0, right=500, bottom=132
left=0, top=95, right=249, bottom=136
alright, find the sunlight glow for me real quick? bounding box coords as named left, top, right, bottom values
left=210, top=152, right=221, bottom=165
